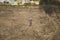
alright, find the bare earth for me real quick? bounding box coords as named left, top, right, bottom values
left=0, top=6, right=60, bottom=40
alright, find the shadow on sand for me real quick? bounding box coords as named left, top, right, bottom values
left=39, top=5, right=60, bottom=16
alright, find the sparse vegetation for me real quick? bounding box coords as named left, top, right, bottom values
left=39, top=0, right=60, bottom=15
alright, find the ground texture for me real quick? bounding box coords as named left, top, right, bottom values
left=0, top=6, right=60, bottom=40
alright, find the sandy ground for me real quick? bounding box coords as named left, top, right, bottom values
left=0, top=6, right=60, bottom=40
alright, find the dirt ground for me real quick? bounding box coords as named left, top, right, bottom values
left=0, top=6, right=60, bottom=40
